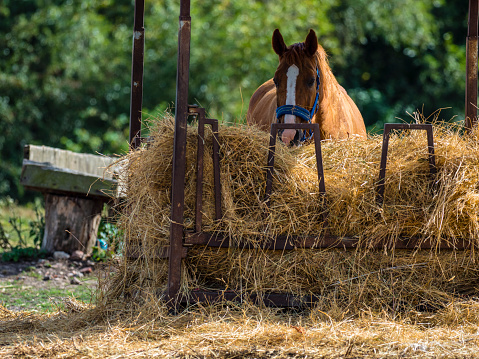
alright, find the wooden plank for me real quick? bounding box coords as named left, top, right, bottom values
left=21, top=160, right=117, bottom=199
left=25, top=145, right=116, bottom=179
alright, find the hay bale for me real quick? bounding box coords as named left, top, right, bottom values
left=108, top=115, right=479, bottom=313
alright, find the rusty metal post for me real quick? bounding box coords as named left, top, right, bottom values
left=466, top=0, right=479, bottom=131
left=264, top=125, right=278, bottom=207
left=193, top=107, right=207, bottom=232
left=193, top=108, right=222, bottom=232
left=376, top=127, right=392, bottom=204
left=167, top=0, right=192, bottom=309
left=129, top=0, right=145, bottom=149
left=210, top=120, right=222, bottom=221
left=311, top=126, right=326, bottom=195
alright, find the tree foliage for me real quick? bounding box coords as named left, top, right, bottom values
left=0, top=0, right=470, bottom=201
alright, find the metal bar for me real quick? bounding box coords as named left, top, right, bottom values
left=167, top=0, right=192, bottom=309
left=311, top=126, right=329, bottom=229
left=129, top=0, right=145, bottom=149
left=184, top=232, right=470, bottom=250
left=376, top=124, right=436, bottom=205
left=193, top=107, right=207, bottom=232
left=192, top=110, right=222, bottom=231
left=376, top=126, right=392, bottom=204
left=312, top=124, right=326, bottom=195
left=425, top=125, right=437, bottom=177
left=184, top=290, right=317, bottom=308
left=466, top=0, right=479, bottom=131
left=381, top=123, right=435, bottom=130
left=126, top=245, right=188, bottom=259
left=264, top=125, right=278, bottom=206
left=186, top=232, right=351, bottom=249
left=209, top=119, right=222, bottom=220
left=125, top=232, right=470, bottom=262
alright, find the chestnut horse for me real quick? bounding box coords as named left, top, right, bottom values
left=247, top=29, right=366, bottom=145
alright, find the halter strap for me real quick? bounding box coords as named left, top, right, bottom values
left=276, top=105, right=311, bottom=122
left=275, top=67, right=321, bottom=142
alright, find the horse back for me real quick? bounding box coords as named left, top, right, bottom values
left=246, top=79, right=277, bottom=132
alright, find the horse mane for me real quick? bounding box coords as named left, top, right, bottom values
left=313, top=44, right=342, bottom=125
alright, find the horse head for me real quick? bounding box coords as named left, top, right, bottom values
left=272, top=29, right=322, bottom=146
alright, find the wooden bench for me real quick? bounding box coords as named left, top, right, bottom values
left=21, top=145, right=118, bottom=255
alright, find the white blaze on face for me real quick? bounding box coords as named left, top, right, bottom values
left=282, top=64, right=299, bottom=144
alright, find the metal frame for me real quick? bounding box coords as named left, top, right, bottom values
left=127, top=0, right=479, bottom=310
left=189, top=105, right=222, bottom=231
left=376, top=123, right=436, bottom=205
left=166, top=0, right=193, bottom=308
left=265, top=123, right=325, bottom=206
left=183, top=232, right=469, bottom=250
left=129, top=0, right=145, bottom=149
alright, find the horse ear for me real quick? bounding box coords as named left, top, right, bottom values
left=272, top=29, right=287, bottom=56
left=304, top=29, right=318, bottom=57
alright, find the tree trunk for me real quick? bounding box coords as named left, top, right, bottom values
left=42, top=193, right=104, bottom=254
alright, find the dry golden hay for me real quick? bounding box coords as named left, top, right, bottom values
left=3, top=299, right=479, bottom=358
left=108, top=114, right=479, bottom=314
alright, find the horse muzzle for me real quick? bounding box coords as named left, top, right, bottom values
left=278, top=128, right=302, bottom=146
left=276, top=105, right=312, bottom=146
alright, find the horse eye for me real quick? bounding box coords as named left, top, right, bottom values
left=307, top=77, right=315, bottom=87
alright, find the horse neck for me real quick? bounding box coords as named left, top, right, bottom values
left=313, top=49, right=344, bottom=128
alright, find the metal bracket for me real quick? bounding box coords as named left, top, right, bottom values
left=188, top=105, right=222, bottom=232
left=265, top=123, right=326, bottom=205
left=376, top=123, right=436, bottom=205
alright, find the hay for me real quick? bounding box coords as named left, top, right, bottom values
left=109, top=114, right=479, bottom=313
left=2, top=300, right=479, bottom=358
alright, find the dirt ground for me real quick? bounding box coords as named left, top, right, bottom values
left=0, top=257, right=96, bottom=282
left=0, top=257, right=99, bottom=311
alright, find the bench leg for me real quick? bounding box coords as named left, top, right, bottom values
left=42, top=193, right=104, bottom=254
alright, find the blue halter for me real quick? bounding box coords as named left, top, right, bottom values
left=275, top=67, right=321, bottom=142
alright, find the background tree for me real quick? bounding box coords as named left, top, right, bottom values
left=1, top=0, right=132, bottom=199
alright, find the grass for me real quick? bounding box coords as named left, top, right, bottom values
left=0, top=276, right=97, bottom=312
left=0, top=199, right=109, bottom=313
left=24, top=268, right=42, bottom=280
left=0, top=197, right=42, bottom=252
